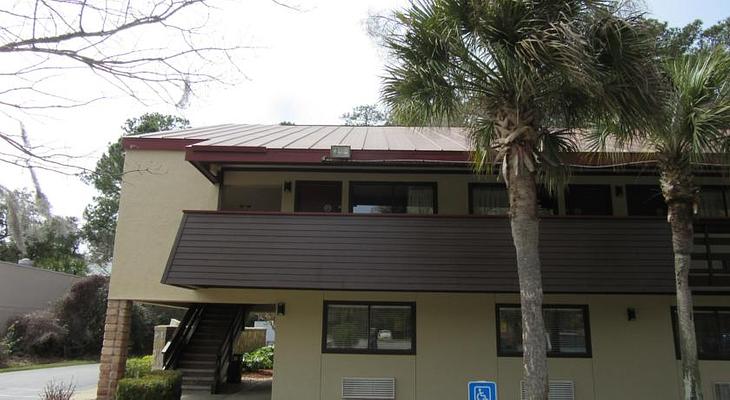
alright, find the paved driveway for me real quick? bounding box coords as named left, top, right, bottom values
left=0, top=363, right=99, bottom=399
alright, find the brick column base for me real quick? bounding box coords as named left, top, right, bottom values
left=96, top=299, right=132, bottom=400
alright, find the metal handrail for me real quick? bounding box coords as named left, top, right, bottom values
left=162, top=304, right=206, bottom=370
left=212, top=306, right=245, bottom=393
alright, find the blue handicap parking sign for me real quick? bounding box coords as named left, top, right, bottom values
left=468, top=381, right=497, bottom=400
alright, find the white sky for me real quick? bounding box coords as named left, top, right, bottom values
left=1, top=0, right=729, bottom=221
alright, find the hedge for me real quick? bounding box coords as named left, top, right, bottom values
left=124, top=355, right=153, bottom=378
left=116, top=370, right=182, bottom=400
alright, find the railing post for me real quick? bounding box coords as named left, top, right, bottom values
left=704, top=223, right=714, bottom=287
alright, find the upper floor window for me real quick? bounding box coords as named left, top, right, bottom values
left=322, top=301, right=416, bottom=354
left=295, top=181, right=342, bottom=213
left=469, top=183, right=558, bottom=216
left=349, top=182, right=436, bottom=214
left=219, top=185, right=282, bottom=211
left=497, top=304, right=591, bottom=357
left=698, top=186, right=730, bottom=218
left=672, top=307, right=730, bottom=360
left=626, top=185, right=667, bottom=217
left=565, top=185, right=613, bottom=216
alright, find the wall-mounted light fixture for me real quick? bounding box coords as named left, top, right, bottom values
left=276, top=303, right=286, bottom=316
left=330, top=145, right=351, bottom=159
left=283, top=181, right=292, bottom=192
left=627, top=307, right=637, bottom=321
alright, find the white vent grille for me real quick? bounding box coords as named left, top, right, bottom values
left=342, top=377, right=395, bottom=399
left=716, top=383, right=730, bottom=400
left=521, top=380, right=575, bottom=400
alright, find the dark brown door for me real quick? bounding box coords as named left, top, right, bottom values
left=295, top=181, right=342, bottom=212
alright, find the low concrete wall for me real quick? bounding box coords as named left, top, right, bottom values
left=0, top=261, right=81, bottom=328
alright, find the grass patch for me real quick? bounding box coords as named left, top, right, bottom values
left=0, top=359, right=96, bottom=373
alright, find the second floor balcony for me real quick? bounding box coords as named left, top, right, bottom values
left=161, top=211, right=730, bottom=294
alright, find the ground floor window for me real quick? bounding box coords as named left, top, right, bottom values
left=672, top=307, right=730, bottom=360
left=497, top=304, right=591, bottom=357
left=322, top=301, right=416, bottom=354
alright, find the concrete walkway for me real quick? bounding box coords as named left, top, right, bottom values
left=0, top=363, right=99, bottom=399
left=182, top=380, right=272, bottom=400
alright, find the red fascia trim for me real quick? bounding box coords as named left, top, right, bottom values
left=122, top=137, right=204, bottom=150
left=185, top=148, right=471, bottom=164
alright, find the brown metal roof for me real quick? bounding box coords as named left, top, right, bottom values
left=135, top=124, right=471, bottom=152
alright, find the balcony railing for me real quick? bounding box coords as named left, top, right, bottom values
left=692, top=219, right=730, bottom=289
left=161, top=211, right=729, bottom=293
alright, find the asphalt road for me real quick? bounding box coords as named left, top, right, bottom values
left=0, top=363, right=99, bottom=399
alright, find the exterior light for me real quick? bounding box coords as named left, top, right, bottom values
left=276, top=303, right=286, bottom=316
left=627, top=307, right=637, bottom=321
left=283, top=181, right=292, bottom=192
left=330, top=145, right=351, bottom=159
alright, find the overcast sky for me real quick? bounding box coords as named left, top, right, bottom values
left=1, top=0, right=729, bottom=221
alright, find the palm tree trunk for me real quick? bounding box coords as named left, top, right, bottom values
left=667, top=200, right=703, bottom=400
left=508, top=170, right=549, bottom=400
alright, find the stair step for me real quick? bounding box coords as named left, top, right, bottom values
left=182, top=384, right=212, bottom=392
left=180, top=368, right=215, bottom=377
left=178, top=361, right=216, bottom=369
left=182, top=377, right=215, bottom=386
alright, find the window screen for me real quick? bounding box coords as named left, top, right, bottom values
left=470, top=184, right=558, bottom=216
left=565, top=185, right=613, bottom=216
left=323, top=302, right=415, bottom=354
left=350, top=182, right=435, bottom=214
left=497, top=305, right=591, bottom=357
left=626, top=185, right=667, bottom=216
left=672, top=307, right=730, bottom=360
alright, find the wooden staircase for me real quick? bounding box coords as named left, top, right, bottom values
left=163, top=304, right=245, bottom=393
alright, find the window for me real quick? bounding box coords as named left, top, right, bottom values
left=698, top=186, right=730, bottom=217
left=349, top=182, right=436, bottom=214
left=295, top=181, right=342, bottom=212
left=565, top=185, right=613, bottom=216
left=219, top=185, right=282, bottom=211
left=322, top=302, right=416, bottom=354
left=469, top=183, right=559, bottom=216
left=497, top=304, right=591, bottom=357
left=626, top=185, right=667, bottom=216
left=672, top=307, right=730, bottom=360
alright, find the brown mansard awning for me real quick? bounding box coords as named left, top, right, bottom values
left=161, top=211, right=678, bottom=294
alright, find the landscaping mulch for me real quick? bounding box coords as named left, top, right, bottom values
left=241, top=369, right=273, bottom=381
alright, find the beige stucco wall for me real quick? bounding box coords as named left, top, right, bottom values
left=108, top=149, right=218, bottom=300
left=0, top=261, right=81, bottom=327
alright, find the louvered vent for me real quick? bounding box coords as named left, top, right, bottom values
left=716, top=383, right=730, bottom=400
left=342, top=377, right=395, bottom=399
left=521, top=380, right=575, bottom=400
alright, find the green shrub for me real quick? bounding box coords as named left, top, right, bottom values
left=242, top=345, right=274, bottom=372
left=125, top=355, right=153, bottom=378
left=116, top=370, right=182, bottom=400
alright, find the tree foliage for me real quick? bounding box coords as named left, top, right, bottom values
left=340, top=104, right=391, bottom=126
left=0, top=190, right=86, bottom=275
left=82, top=113, right=189, bottom=268
left=645, top=17, right=730, bottom=59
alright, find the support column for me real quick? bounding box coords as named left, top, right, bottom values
left=96, top=299, right=132, bottom=400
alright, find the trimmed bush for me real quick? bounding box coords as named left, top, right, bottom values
left=125, top=355, right=153, bottom=378
left=116, top=370, right=182, bottom=400
left=242, top=345, right=274, bottom=372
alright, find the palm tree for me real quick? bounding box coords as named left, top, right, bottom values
left=380, top=1, right=658, bottom=397
left=593, top=47, right=730, bottom=400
